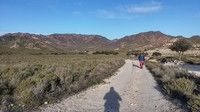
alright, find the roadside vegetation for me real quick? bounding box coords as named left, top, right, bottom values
left=93, top=51, right=119, bottom=55
left=182, top=56, right=200, bottom=65
left=0, top=54, right=125, bottom=111
left=169, top=38, right=192, bottom=61
left=156, top=55, right=200, bottom=65
left=146, top=61, right=200, bottom=112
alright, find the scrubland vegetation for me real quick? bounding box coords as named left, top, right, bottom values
left=182, top=56, right=200, bottom=65
left=0, top=54, right=125, bottom=111
left=93, top=51, right=119, bottom=55
left=146, top=61, right=200, bottom=112
left=156, top=55, right=200, bottom=65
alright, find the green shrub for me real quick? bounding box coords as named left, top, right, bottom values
left=188, top=95, right=200, bottom=112
left=19, top=64, right=42, bottom=80
left=0, top=54, right=125, bottom=111
left=152, top=52, right=162, bottom=57
left=146, top=61, right=200, bottom=111
left=1, top=95, right=23, bottom=112
left=145, top=61, right=160, bottom=70
left=166, top=78, right=196, bottom=97
left=183, top=56, right=200, bottom=65
left=14, top=72, right=63, bottom=107
left=15, top=80, right=40, bottom=107
left=169, top=39, right=192, bottom=60
left=93, top=51, right=119, bottom=55
left=158, top=56, right=179, bottom=63
left=126, top=50, right=141, bottom=56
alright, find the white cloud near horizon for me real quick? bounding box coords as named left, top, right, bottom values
left=96, top=1, right=162, bottom=19
left=121, top=1, right=162, bottom=14
left=72, top=1, right=162, bottom=19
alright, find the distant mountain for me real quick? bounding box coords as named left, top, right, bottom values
left=190, top=35, right=200, bottom=44
left=189, top=35, right=200, bottom=49
left=46, top=34, right=112, bottom=50
left=0, top=33, right=112, bottom=52
left=114, top=31, right=174, bottom=49
left=0, top=33, right=59, bottom=53
left=0, top=31, right=199, bottom=54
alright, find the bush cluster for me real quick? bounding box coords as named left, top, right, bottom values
left=182, top=56, right=200, bottom=65
left=146, top=61, right=200, bottom=111
left=152, top=52, right=162, bottom=57
left=93, top=51, right=119, bottom=55
left=0, top=54, right=124, bottom=111
left=126, top=50, right=141, bottom=56
left=126, top=50, right=148, bottom=56
left=158, top=56, right=179, bottom=63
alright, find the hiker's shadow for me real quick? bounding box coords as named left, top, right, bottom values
left=133, top=64, right=140, bottom=69
left=103, top=87, right=122, bottom=112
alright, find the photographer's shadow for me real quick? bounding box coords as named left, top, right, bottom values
left=103, top=87, right=122, bottom=112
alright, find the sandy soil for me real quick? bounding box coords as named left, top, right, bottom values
left=37, top=60, right=185, bottom=112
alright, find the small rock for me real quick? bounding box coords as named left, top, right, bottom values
left=10, top=104, right=14, bottom=107
left=44, top=101, right=48, bottom=105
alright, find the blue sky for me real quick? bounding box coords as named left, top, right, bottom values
left=0, top=0, right=200, bottom=39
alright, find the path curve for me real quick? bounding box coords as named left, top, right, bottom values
left=38, top=60, right=185, bottom=112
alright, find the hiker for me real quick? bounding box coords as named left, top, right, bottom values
left=138, top=53, right=145, bottom=69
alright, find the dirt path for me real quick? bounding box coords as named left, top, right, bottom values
left=38, top=60, right=184, bottom=112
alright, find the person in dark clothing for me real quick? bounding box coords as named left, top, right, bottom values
left=138, top=53, right=145, bottom=69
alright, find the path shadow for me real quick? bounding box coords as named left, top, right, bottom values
left=132, top=63, right=140, bottom=69
left=103, top=87, right=122, bottom=112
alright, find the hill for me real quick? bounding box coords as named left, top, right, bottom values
left=0, top=33, right=112, bottom=54
left=0, top=31, right=199, bottom=54
left=190, top=35, right=200, bottom=44
left=114, top=31, right=173, bottom=50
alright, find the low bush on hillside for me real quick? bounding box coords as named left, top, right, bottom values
left=152, top=52, right=162, bottom=57
left=157, top=56, right=179, bottom=63
left=93, top=51, right=118, bottom=55
left=182, top=56, right=200, bottom=65
left=0, top=54, right=125, bottom=111
left=146, top=61, right=200, bottom=112
left=126, top=50, right=148, bottom=56
left=127, top=50, right=141, bottom=56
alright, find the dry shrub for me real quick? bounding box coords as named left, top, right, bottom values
left=188, top=95, right=200, bottom=112
left=146, top=61, right=200, bottom=111
left=166, top=78, right=196, bottom=98
left=0, top=54, right=125, bottom=111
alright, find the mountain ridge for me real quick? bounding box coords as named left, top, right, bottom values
left=0, top=31, right=199, bottom=53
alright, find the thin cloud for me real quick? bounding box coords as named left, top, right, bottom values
left=96, top=9, right=116, bottom=19
left=72, top=11, right=82, bottom=15
left=72, top=1, right=162, bottom=19
left=121, top=1, right=162, bottom=14
left=96, top=9, right=135, bottom=19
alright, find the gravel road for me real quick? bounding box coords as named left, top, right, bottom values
left=38, top=60, right=185, bottom=112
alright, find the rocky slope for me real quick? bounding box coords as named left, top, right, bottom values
left=0, top=31, right=199, bottom=53
left=115, top=31, right=173, bottom=49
